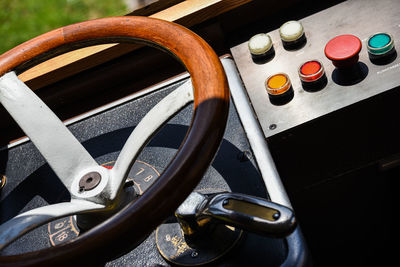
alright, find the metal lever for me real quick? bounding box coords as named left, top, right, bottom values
left=175, top=192, right=297, bottom=238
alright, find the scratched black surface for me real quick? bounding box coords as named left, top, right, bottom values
left=0, top=78, right=287, bottom=266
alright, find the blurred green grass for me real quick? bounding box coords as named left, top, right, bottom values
left=0, top=0, right=128, bottom=54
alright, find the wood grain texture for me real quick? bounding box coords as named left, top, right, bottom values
left=0, top=16, right=229, bottom=266
left=17, top=0, right=251, bottom=89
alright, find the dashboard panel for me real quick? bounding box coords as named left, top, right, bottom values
left=231, top=0, right=400, bottom=137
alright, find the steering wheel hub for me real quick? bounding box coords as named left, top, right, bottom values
left=78, top=172, right=102, bottom=192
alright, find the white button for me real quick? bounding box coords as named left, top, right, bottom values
left=248, top=33, right=273, bottom=56
left=279, top=21, right=304, bottom=42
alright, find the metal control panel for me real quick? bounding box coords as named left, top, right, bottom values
left=231, top=0, right=400, bottom=137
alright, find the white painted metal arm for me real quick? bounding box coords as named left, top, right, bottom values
left=0, top=72, right=99, bottom=191
left=109, top=80, right=194, bottom=199
left=0, top=200, right=105, bottom=251
left=0, top=78, right=193, bottom=251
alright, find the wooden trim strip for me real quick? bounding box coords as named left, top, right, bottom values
left=16, top=0, right=251, bottom=89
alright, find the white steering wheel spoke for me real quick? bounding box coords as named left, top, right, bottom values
left=0, top=72, right=99, bottom=192
left=0, top=200, right=105, bottom=251
left=0, top=77, right=194, bottom=253
left=108, top=79, right=194, bottom=199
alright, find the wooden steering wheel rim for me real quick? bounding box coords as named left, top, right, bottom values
left=0, top=17, right=229, bottom=266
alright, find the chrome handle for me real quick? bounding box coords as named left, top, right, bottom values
left=175, top=192, right=297, bottom=238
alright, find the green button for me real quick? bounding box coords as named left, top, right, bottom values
left=368, top=33, right=394, bottom=55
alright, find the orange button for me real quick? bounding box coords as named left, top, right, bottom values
left=266, top=73, right=291, bottom=95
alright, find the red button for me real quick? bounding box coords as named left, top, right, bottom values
left=324, top=35, right=362, bottom=68
left=299, top=60, right=324, bottom=82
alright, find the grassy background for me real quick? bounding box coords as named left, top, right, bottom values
left=0, top=0, right=128, bottom=54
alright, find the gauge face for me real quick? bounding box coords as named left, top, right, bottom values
left=102, top=160, right=160, bottom=195
left=48, top=216, right=80, bottom=246
left=47, top=160, right=160, bottom=246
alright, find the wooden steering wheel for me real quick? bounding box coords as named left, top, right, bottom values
left=0, top=17, right=229, bottom=266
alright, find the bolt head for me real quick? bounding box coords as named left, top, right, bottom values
left=78, top=172, right=101, bottom=192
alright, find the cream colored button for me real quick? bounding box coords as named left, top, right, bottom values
left=248, top=33, right=273, bottom=56
left=279, top=21, right=304, bottom=42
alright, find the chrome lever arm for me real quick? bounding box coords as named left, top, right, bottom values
left=176, top=192, right=297, bottom=238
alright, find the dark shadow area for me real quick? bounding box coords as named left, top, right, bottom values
left=302, top=75, right=328, bottom=93
left=369, top=49, right=397, bottom=66
left=0, top=164, right=69, bottom=224
left=269, top=88, right=295, bottom=106
left=331, top=62, right=368, bottom=86
left=251, top=48, right=275, bottom=65
left=268, top=85, right=400, bottom=267
left=282, top=35, right=307, bottom=51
